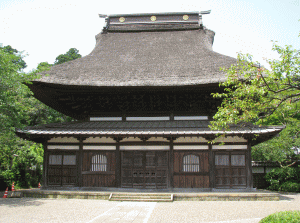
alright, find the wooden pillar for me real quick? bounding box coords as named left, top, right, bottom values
left=169, top=138, right=174, bottom=189
left=246, top=140, right=253, bottom=189
left=42, top=140, right=48, bottom=188
left=115, top=139, right=121, bottom=188
left=78, top=137, right=84, bottom=187
left=208, top=142, right=214, bottom=191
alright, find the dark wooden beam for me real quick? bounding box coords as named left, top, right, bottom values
left=42, top=141, right=48, bottom=188
left=208, top=143, right=214, bottom=190
left=115, top=141, right=121, bottom=188
left=247, top=141, right=254, bottom=189
left=78, top=137, right=84, bottom=187
left=169, top=139, right=174, bottom=189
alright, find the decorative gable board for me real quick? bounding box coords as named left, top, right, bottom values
left=174, top=137, right=208, bottom=143
left=214, top=136, right=247, bottom=143
left=48, top=137, right=79, bottom=143
left=147, top=137, right=169, bottom=142
left=121, top=137, right=143, bottom=142
left=83, top=137, right=116, bottom=143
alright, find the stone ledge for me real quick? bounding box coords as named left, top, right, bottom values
left=15, top=189, right=280, bottom=201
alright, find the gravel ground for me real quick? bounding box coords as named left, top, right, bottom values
left=148, top=193, right=300, bottom=223
left=0, top=193, right=299, bottom=223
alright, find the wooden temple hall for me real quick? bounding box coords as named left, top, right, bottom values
left=17, top=11, right=282, bottom=191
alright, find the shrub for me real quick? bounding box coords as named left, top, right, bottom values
left=265, top=167, right=300, bottom=192
left=279, top=181, right=300, bottom=192
left=259, top=211, right=300, bottom=223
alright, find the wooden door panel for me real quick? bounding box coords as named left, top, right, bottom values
left=214, top=152, right=246, bottom=188
left=48, top=153, right=77, bottom=186
left=173, top=151, right=210, bottom=188
left=121, top=151, right=168, bottom=189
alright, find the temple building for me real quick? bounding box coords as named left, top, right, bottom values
left=16, top=11, right=282, bottom=190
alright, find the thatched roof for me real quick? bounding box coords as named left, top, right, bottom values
left=35, top=12, right=237, bottom=87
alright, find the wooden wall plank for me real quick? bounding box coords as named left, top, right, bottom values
left=186, top=176, right=193, bottom=188
left=174, top=175, right=179, bottom=188
left=204, top=152, right=209, bottom=172
left=111, top=152, right=116, bottom=171
left=204, top=176, right=209, bottom=188
left=174, top=152, right=179, bottom=172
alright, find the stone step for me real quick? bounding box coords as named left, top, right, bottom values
left=109, top=193, right=173, bottom=202
left=110, top=198, right=173, bottom=202
left=112, top=194, right=171, bottom=198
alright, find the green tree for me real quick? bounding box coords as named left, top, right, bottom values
left=210, top=44, right=300, bottom=129
left=54, top=48, right=81, bottom=65
left=1, top=45, right=27, bottom=70
left=0, top=46, right=43, bottom=188
left=210, top=43, right=300, bottom=165
left=252, top=118, right=300, bottom=166
left=0, top=46, right=72, bottom=189
left=37, top=61, right=52, bottom=71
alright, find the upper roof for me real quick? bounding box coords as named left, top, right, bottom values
left=35, top=11, right=237, bottom=87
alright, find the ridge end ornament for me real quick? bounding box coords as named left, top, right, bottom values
left=119, top=17, right=125, bottom=23
left=150, top=16, right=157, bottom=21
left=183, top=15, right=189, bottom=20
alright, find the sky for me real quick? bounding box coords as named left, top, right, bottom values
left=1, top=0, right=299, bottom=72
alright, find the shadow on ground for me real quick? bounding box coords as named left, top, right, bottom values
left=0, top=197, right=45, bottom=207
left=279, top=192, right=299, bottom=201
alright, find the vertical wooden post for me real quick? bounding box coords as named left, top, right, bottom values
left=208, top=142, right=214, bottom=191
left=169, top=138, right=174, bottom=189
left=246, top=140, right=253, bottom=189
left=115, top=139, right=121, bottom=188
left=42, top=140, right=48, bottom=188
left=78, top=137, right=83, bottom=187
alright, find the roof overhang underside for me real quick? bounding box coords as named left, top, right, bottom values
left=16, top=120, right=284, bottom=145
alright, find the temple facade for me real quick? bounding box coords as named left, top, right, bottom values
left=16, top=12, right=282, bottom=190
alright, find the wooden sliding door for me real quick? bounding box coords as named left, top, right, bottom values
left=121, top=151, right=168, bottom=189
left=214, top=151, right=247, bottom=188
left=48, top=152, right=77, bottom=186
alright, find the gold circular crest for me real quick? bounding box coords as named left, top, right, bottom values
left=150, top=16, right=157, bottom=21
left=119, top=17, right=125, bottom=23
left=183, top=15, right=189, bottom=20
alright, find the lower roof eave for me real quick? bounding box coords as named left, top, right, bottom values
left=15, top=130, right=282, bottom=145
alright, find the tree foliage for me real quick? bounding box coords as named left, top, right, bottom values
left=1, top=45, right=27, bottom=70
left=210, top=43, right=300, bottom=165
left=0, top=45, right=73, bottom=189
left=211, top=43, right=300, bottom=130
left=252, top=118, right=300, bottom=166
left=54, top=48, right=81, bottom=65
left=37, top=61, right=52, bottom=71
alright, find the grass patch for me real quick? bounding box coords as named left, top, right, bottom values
left=259, top=210, right=300, bottom=223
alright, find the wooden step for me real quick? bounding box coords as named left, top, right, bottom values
left=109, top=193, right=173, bottom=202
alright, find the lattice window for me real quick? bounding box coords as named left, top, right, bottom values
left=91, top=154, right=107, bottom=171
left=63, top=155, right=76, bottom=165
left=49, top=155, right=62, bottom=165
left=183, top=154, right=200, bottom=172
left=231, top=155, right=245, bottom=166
left=215, top=155, right=230, bottom=166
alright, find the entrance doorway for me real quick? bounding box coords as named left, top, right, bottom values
left=121, top=151, right=168, bottom=189
left=48, top=152, right=77, bottom=186
left=214, top=151, right=247, bottom=188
